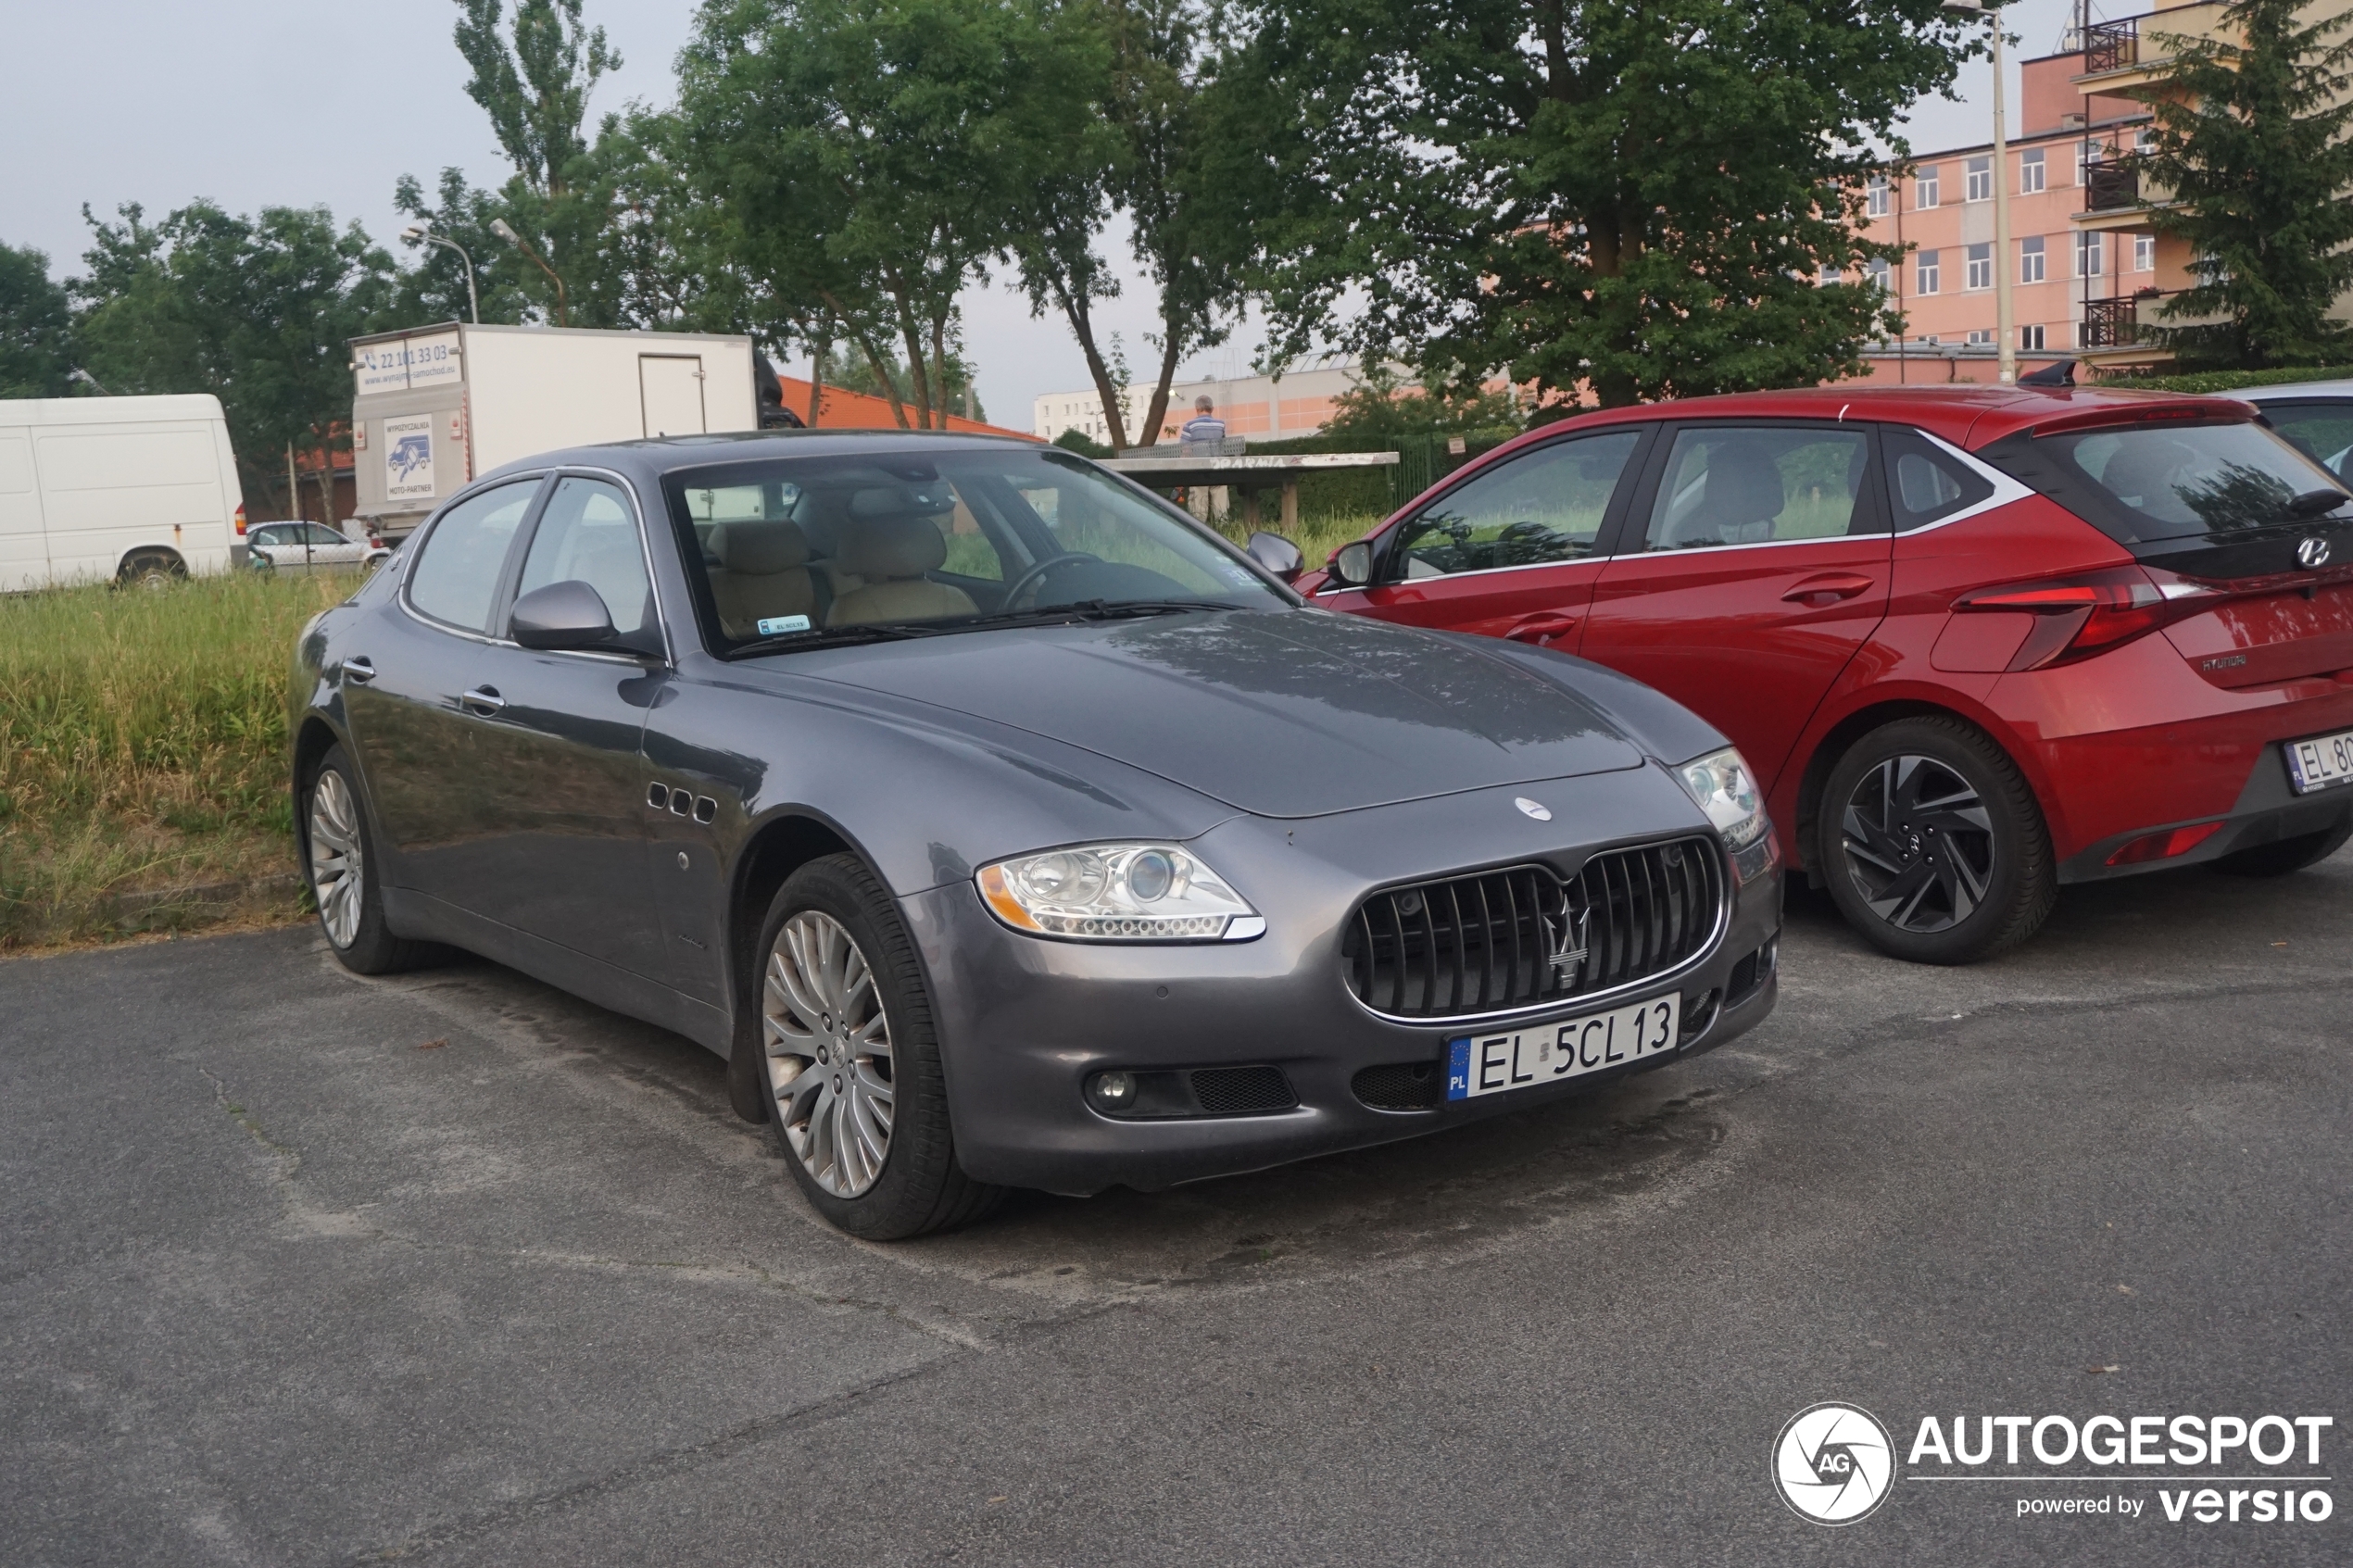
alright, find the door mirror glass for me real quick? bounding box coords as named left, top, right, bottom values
left=1391, top=430, right=1642, bottom=579
left=1244, top=530, right=1304, bottom=581
left=510, top=580, right=620, bottom=651
left=1329, top=540, right=1375, bottom=586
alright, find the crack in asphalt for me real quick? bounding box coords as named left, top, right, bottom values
left=332, top=1354, right=969, bottom=1564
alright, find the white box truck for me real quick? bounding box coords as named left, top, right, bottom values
left=348, top=323, right=760, bottom=537
left=0, top=394, right=244, bottom=592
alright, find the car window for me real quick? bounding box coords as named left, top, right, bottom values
left=250, top=526, right=289, bottom=546
left=301, top=524, right=349, bottom=546
left=1389, top=431, right=1641, bottom=579
left=515, top=477, right=652, bottom=637
left=407, top=480, right=540, bottom=632
left=662, top=448, right=1285, bottom=651
left=2260, top=400, right=2353, bottom=483
left=1641, top=426, right=1876, bottom=550
left=2024, top=420, right=2346, bottom=543
left=1881, top=429, right=1994, bottom=531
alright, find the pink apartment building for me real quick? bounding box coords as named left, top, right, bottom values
left=1845, top=20, right=2194, bottom=384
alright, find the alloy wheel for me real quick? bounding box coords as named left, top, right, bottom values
left=763, top=910, right=896, bottom=1198
left=308, top=769, right=365, bottom=948
left=1838, top=754, right=1996, bottom=934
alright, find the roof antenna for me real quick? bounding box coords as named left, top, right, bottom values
left=2018, top=358, right=2076, bottom=387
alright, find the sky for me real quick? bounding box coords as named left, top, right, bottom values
left=2, top=0, right=2123, bottom=424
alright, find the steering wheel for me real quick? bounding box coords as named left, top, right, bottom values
left=1000, top=551, right=1102, bottom=611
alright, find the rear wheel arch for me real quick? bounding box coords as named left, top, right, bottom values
left=1793, top=700, right=1970, bottom=878
left=116, top=546, right=187, bottom=586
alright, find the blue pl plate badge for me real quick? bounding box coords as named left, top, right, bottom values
left=1446, top=1037, right=1472, bottom=1099
left=757, top=614, right=812, bottom=635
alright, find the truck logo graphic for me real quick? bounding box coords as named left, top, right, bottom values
left=390, top=433, right=433, bottom=481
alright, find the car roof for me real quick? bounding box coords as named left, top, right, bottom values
left=2233, top=379, right=2353, bottom=403
left=1499, top=383, right=2253, bottom=455
left=473, top=428, right=1042, bottom=487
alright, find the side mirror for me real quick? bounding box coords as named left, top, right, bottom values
left=1328, top=540, right=1376, bottom=588
left=510, top=580, right=620, bottom=652
left=1245, top=530, right=1304, bottom=582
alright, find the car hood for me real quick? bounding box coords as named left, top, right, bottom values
left=784, top=608, right=1647, bottom=818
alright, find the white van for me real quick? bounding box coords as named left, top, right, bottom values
left=0, top=395, right=245, bottom=591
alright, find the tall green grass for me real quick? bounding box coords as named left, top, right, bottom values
left=0, top=572, right=348, bottom=949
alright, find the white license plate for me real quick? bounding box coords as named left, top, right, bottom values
left=1445, top=994, right=1680, bottom=1102
left=2284, top=728, right=2353, bottom=795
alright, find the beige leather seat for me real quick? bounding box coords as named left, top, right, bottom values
left=827, top=512, right=977, bottom=625
left=707, top=521, right=818, bottom=638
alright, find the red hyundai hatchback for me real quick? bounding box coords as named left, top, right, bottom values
left=1300, top=385, right=2353, bottom=963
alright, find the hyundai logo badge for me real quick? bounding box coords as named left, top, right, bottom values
left=2297, top=536, right=2332, bottom=569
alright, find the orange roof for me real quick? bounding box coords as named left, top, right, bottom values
left=774, top=376, right=1036, bottom=440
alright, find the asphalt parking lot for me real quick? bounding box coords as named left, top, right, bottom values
left=5, top=854, right=2349, bottom=1566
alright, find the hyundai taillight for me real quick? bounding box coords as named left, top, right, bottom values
left=1954, top=564, right=2221, bottom=671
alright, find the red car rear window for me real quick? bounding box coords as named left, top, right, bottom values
left=1982, top=419, right=2348, bottom=546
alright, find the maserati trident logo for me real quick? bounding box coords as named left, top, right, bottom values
left=1544, top=905, right=1591, bottom=980
left=2297, top=536, right=2332, bottom=569
left=1515, top=797, right=1553, bottom=821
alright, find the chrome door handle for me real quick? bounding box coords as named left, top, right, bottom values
left=340, top=657, right=375, bottom=684
left=459, top=685, right=506, bottom=716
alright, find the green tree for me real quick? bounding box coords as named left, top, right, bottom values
left=1210, top=0, right=1975, bottom=408
left=1319, top=375, right=1522, bottom=445
left=2136, top=0, right=2353, bottom=368
left=390, top=168, right=537, bottom=324
left=680, top=0, right=1088, bottom=428
left=72, top=203, right=396, bottom=512
left=0, top=243, right=78, bottom=397
left=443, top=0, right=623, bottom=326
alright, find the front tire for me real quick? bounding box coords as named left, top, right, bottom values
left=2212, top=819, right=2353, bottom=878
left=753, top=855, right=1001, bottom=1239
left=303, top=745, right=439, bottom=974
left=1818, top=717, right=2055, bottom=964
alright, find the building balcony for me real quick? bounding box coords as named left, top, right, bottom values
left=2082, top=17, right=2137, bottom=75
left=2079, top=289, right=2187, bottom=363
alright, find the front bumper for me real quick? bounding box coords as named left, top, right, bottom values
left=900, top=771, right=1783, bottom=1194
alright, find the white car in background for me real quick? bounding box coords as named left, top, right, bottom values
left=244, top=521, right=390, bottom=575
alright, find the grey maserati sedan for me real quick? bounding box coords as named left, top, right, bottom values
left=287, top=432, right=1781, bottom=1237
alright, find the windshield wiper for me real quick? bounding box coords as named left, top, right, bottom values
left=723, top=623, right=943, bottom=659
left=957, top=598, right=1249, bottom=630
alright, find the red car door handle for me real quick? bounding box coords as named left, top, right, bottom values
left=1504, top=613, right=1581, bottom=646
left=1782, top=573, right=1875, bottom=605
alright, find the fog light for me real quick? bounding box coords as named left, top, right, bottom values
left=1087, top=1071, right=1138, bottom=1112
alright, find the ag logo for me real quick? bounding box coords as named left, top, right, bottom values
left=1773, top=1402, right=1896, bottom=1524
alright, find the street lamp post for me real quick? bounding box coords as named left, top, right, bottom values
left=489, top=218, right=569, bottom=328
left=400, top=222, right=480, bottom=325
left=1947, top=0, right=2017, bottom=384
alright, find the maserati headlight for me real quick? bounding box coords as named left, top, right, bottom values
left=1675, top=746, right=1770, bottom=852
left=976, top=844, right=1265, bottom=941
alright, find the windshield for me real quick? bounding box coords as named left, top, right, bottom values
left=1993, top=418, right=2350, bottom=546
left=661, top=445, right=1289, bottom=653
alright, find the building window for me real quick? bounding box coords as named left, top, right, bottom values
left=1866, top=175, right=1890, bottom=218
left=1917, top=249, right=1941, bottom=295
left=2020, top=147, right=2045, bottom=194
left=2135, top=128, right=2158, bottom=153
left=1916, top=166, right=1941, bottom=208
left=1867, top=257, right=1892, bottom=294
left=2077, top=232, right=2105, bottom=278
left=2134, top=234, right=2156, bottom=272
left=2075, top=142, right=2090, bottom=185
left=1966, top=243, right=1993, bottom=291
left=2020, top=234, right=2045, bottom=284
left=1966, top=157, right=1993, bottom=203
left=1967, top=329, right=1994, bottom=346
left=2020, top=323, right=2047, bottom=351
